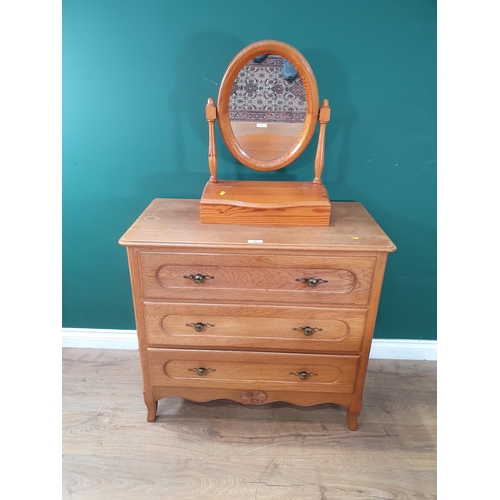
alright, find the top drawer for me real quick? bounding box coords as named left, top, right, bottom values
left=139, top=252, right=375, bottom=306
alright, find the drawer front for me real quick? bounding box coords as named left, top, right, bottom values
left=148, top=349, right=359, bottom=393
left=144, top=302, right=367, bottom=353
left=139, top=252, right=375, bottom=306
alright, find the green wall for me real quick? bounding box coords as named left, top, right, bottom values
left=63, top=0, right=436, bottom=340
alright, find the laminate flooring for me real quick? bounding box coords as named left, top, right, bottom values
left=62, top=348, right=436, bottom=499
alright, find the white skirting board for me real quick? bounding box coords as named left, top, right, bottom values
left=62, top=328, right=437, bottom=361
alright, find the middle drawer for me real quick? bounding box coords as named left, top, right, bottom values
left=144, top=302, right=367, bottom=353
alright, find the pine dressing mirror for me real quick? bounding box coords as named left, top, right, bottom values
left=200, top=40, right=331, bottom=226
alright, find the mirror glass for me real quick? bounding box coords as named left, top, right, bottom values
left=216, top=40, right=319, bottom=172
left=228, top=54, right=306, bottom=160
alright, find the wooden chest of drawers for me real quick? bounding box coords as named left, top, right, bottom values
left=119, top=198, right=395, bottom=430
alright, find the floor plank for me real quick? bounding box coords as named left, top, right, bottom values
left=62, top=348, right=437, bottom=499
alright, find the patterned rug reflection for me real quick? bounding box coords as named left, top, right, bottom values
left=229, top=55, right=306, bottom=123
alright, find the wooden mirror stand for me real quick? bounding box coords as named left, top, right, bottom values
left=200, top=40, right=331, bottom=226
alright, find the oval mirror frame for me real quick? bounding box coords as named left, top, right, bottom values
left=217, top=40, right=319, bottom=172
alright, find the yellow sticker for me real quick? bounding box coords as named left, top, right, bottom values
left=219, top=191, right=225, bottom=195
left=352, top=236, right=359, bottom=240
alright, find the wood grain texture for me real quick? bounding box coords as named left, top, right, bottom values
left=147, top=348, right=359, bottom=393
left=143, top=302, right=367, bottom=353
left=139, top=251, right=375, bottom=306
left=200, top=180, right=331, bottom=226
left=62, top=348, right=436, bottom=499
left=118, top=199, right=396, bottom=253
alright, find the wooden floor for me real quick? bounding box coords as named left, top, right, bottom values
left=62, top=348, right=436, bottom=499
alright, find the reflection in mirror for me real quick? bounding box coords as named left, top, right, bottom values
left=229, top=54, right=306, bottom=160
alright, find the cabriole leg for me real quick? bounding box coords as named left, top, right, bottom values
left=145, top=393, right=158, bottom=422
left=347, top=409, right=359, bottom=431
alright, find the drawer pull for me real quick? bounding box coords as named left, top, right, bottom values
left=183, top=273, right=214, bottom=284
left=295, top=276, right=328, bottom=287
left=289, top=370, right=318, bottom=380
left=293, top=326, right=323, bottom=336
left=185, top=322, right=215, bottom=332
left=187, top=367, right=216, bottom=377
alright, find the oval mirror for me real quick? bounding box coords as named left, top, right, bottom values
left=217, top=40, right=319, bottom=172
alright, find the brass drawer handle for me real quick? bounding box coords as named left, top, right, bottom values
left=293, top=326, right=323, bottom=336
left=295, top=277, right=328, bottom=287
left=187, top=367, right=216, bottom=377
left=183, top=273, right=214, bottom=284
left=289, top=370, right=318, bottom=380
left=185, top=322, right=215, bottom=332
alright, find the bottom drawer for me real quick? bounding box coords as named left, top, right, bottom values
left=148, top=349, right=359, bottom=393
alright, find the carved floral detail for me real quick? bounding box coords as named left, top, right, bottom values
left=240, top=390, right=268, bottom=405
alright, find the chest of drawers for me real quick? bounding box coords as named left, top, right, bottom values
left=119, top=198, right=395, bottom=430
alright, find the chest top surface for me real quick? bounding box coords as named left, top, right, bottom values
left=119, top=198, right=396, bottom=253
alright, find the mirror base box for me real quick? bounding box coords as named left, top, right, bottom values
left=200, top=180, right=331, bottom=226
